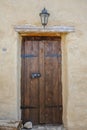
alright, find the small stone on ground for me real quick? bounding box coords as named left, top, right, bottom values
left=24, top=122, right=32, bottom=129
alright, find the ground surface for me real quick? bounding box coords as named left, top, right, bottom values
left=22, top=125, right=65, bottom=130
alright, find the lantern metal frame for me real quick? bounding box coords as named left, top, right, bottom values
left=39, top=8, right=50, bottom=28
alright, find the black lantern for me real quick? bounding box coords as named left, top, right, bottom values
left=39, top=8, right=50, bottom=28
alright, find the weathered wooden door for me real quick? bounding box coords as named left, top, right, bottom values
left=21, top=36, right=62, bottom=125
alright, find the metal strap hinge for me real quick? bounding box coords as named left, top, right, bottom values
left=21, top=106, right=39, bottom=109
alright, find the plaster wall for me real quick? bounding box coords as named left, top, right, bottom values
left=0, top=0, right=87, bottom=130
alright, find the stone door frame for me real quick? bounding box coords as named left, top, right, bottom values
left=15, top=25, right=75, bottom=127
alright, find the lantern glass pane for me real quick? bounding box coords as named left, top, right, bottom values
left=44, top=15, right=48, bottom=24
left=41, top=14, right=48, bottom=26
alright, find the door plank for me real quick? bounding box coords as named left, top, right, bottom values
left=52, top=41, right=61, bottom=123
left=39, top=41, right=45, bottom=123
left=44, top=41, right=54, bottom=123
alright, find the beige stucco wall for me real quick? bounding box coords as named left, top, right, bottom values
left=0, top=0, right=87, bottom=129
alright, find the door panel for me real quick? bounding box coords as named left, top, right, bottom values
left=21, top=38, right=39, bottom=124
left=44, top=40, right=62, bottom=124
left=21, top=36, right=62, bottom=124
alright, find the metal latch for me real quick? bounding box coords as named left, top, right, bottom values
left=31, top=73, right=41, bottom=79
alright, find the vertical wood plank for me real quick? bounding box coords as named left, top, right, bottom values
left=52, top=41, right=60, bottom=123
left=39, top=40, right=45, bottom=123
left=44, top=41, right=53, bottom=123
left=21, top=38, right=25, bottom=122
left=58, top=39, right=62, bottom=123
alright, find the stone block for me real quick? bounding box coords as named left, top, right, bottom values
left=0, top=120, right=21, bottom=130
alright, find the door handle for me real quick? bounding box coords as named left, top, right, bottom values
left=31, top=73, right=41, bottom=79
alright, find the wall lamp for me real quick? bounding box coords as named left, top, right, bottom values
left=39, top=8, right=50, bottom=28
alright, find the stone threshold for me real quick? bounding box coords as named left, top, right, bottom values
left=0, top=120, right=21, bottom=130
left=22, top=124, right=65, bottom=130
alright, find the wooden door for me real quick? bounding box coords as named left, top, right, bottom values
left=21, top=36, right=62, bottom=125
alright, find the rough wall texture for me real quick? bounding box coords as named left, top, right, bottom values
left=0, top=0, right=87, bottom=130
